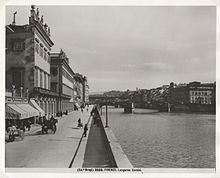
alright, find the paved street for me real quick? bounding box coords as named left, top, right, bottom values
left=5, top=107, right=92, bottom=168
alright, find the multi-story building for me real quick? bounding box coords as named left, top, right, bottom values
left=74, top=73, right=84, bottom=106
left=169, top=81, right=216, bottom=113
left=82, top=76, right=89, bottom=104
left=188, top=82, right=214, bottom=104
left=6, top=5, right=59, bottom=121
left=50, top=49, right=75, bottom=113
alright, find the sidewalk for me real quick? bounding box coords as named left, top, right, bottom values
left=6, top=115, right=67, bottom=141
left=5, top=106, right=93, bottom=168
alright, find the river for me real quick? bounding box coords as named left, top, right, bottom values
left=104, top=108, right=215, bottom=168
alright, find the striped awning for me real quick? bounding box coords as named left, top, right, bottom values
left=6, top=104, right=28, bottom=120
left=6, top=103, right=39, bottom=120
left=17, top=103, right=39, bottom=117
left=29, top=99, right=45, bottom=117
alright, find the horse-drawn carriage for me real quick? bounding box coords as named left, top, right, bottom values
left=41, top=118, right=58, bottom=134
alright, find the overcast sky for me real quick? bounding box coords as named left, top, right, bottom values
left=6, top=6, right=216, bottom=93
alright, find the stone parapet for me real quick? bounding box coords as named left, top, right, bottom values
left=100, top=115, right=133, bottom=168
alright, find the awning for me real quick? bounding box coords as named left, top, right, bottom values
left=29, top=99, right=45, bottom=117
left=16, top=103, right=39, bottom=118
left=6, top=104, right=29, bottom=120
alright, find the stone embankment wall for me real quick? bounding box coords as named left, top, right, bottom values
left=97, top=109, right=133, bottom=168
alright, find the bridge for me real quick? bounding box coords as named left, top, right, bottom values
left=89, top=95, right=134, bottom=113
left=89, top=95, right=132, bottom=108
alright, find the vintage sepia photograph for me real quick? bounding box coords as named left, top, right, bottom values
left=3, top=3, right=217, bottom=176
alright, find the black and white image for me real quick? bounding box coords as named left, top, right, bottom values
left=4, top=5, right=216, bottom=171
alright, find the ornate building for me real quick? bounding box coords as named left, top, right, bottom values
left=6, top=5, right=58, bottom=120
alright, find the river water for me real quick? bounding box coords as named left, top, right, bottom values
left=105, top=108, right=215, bottom=168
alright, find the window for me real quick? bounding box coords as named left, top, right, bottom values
left=40, top=45, right=43, bottom=57
left=51, top=67, right=58, bottom=76
left=51, top=82, right=57, bottom=92
left=35, top=42, right=39, bottom=54
left=34, top=67, right=38, bottom=87
left=40, top=70, right=43, bottom=88
left=48, top=75, right=51, bottom=90
left=44, top=73, right=47, bottom=89
left=13, top=41, right=25, bottom=52
left=12, top=68, right=24, bottom=89
left=44, top=50, right=47, bottom=61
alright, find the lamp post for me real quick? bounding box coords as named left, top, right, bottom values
left=100, top=104, right=102, bottom=115
left=105, top=95, right=109, bottom=128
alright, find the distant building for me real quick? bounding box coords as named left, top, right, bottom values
left=74, top=73, right=84, bottom=106
left=83, top=76, right=89, bottom=104
left=169, top=81, right=216, bottom=113
left=50, top=49, right=75, bottom=113
left=188, top=82, right=214, bottom=105
left=6, top=5, right=58, bottom=121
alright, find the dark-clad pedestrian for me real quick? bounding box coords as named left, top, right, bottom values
left=26, top=120, right=31, bottom=131
left=78, top=118, right=83, bottom=128
left=83, top=124, right=88, bottom=137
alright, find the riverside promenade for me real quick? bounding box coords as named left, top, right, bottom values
left=5, top=105, right=132, bottom=169
left=6, top=107, right=92, bottom=168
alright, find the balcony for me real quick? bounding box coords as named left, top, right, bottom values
left=5, top=89, right=28, bottom=98
left=33, top=87, right=59, bottom=97
left=61, top=93, right=71, bottom=99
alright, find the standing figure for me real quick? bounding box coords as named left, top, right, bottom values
left=78, top=118, right=83, bottom=127
left=26, top=120, right=31, bottom=131
left=83, top=124, right=88, bottom=137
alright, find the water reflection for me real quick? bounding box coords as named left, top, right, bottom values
left=106, top=108, right=215, bottom=168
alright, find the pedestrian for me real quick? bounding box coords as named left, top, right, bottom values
left=78, top=118, right=83, bottom=127
left=81, top=108, right=83, bottom=113
left=83, top=124, right=88, bottom=137
left=26, top=120, right=31, bottom=131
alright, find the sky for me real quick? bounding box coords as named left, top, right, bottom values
left=6, top=6, right=216, bottom=93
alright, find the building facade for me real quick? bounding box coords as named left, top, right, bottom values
left=74, top=73, right=84, bottom=106
left=83, top=76, right=89, bottom=104
left=50, top=50, right=75, bottom=113
left=6, top=5, right=58, bottom=120
left=169, top=81, right=216, bottom=113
